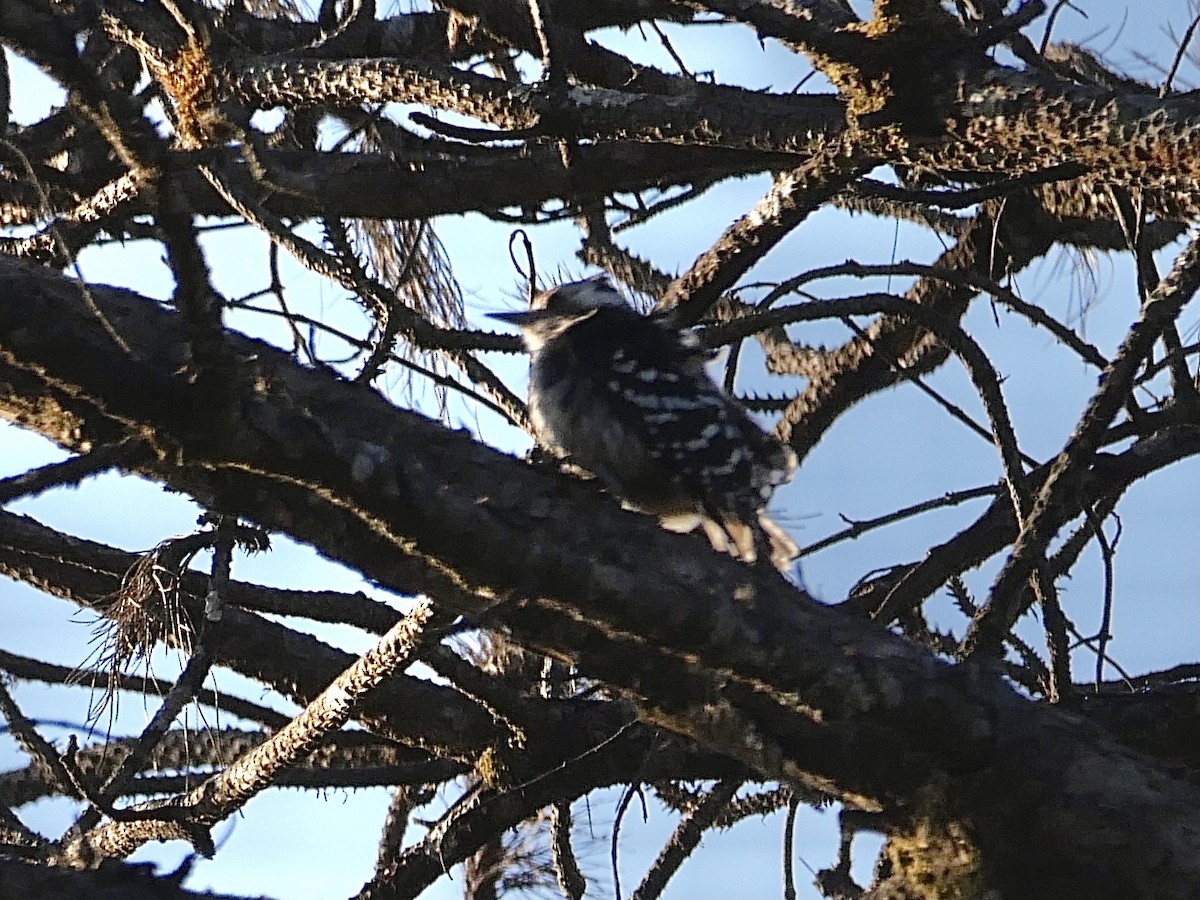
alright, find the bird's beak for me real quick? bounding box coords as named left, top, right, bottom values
left=491, top=308, right=593, bottom=327
left=488, top=310, right=538, bottom=326
left=489, top=308, right=598, bottom=336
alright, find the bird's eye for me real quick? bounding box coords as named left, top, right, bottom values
left=533, top=286, right=566, bottom=312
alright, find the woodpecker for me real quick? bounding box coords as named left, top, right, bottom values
left=492, top=275, right=798, bottom=571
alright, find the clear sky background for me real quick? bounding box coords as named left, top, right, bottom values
left=2, top=3, right=1199, bottom=898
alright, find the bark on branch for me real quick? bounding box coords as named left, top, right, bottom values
left=3, top=257, right=1200, bottom=897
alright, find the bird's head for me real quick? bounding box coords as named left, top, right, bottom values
left=490, top=275, right=627, bottom=349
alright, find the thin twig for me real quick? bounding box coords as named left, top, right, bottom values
left=201, top=162, right=528, bottom=427
left=1089, top=509, right=1120, bottom=689
left=0, top=441, right=150, bottom=505
left=799, top=485, right=998, bottom=557
left=53, top=599, right=439, bottom=866
left=551, top=800, right=586, bottom=900
left=629, top=780, right=740, bottom=900
left=0, top=680, right=92, bottom=807
left=964, top=229, right=1200, bottom=659
left=1161, top=12, right=1200, bottom=96
left=740, top=259, right=1107, bottom=370
left=782, top=795, right=799, bottom=900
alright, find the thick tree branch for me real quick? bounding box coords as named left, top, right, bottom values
left=4, top=257, right=1200, bottom=897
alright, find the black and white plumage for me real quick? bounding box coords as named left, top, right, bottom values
left=492, top=275, right=798, bottom=570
